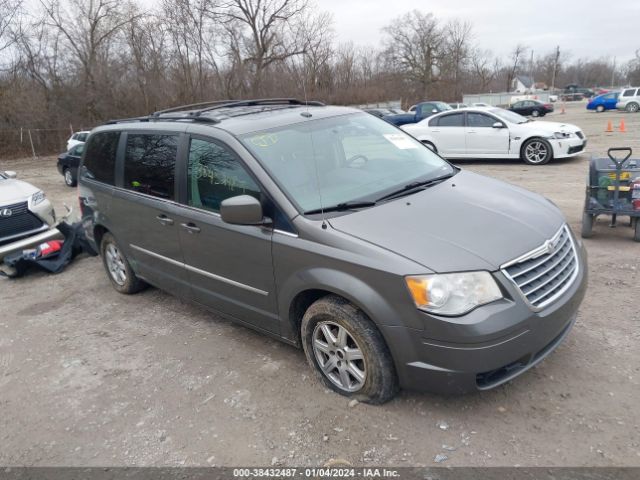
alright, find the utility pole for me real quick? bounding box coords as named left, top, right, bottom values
left=551, top=45, right=560, bottom=92
left=611, top=56, right=616, bottom=87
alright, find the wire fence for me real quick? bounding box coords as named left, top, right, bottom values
left=0, top=127, right=85, bottom=159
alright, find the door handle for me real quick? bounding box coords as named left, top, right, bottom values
left=467, top=130, right=477, bottom=134
left=156, top=214, right=174, bottom=226
left=180, top=222, right=201, bottom=234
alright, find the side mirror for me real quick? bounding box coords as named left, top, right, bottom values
left=492, top=122, right=505, bottom=129
left=220, top=195, right=269, bottom=226
left=4, top=170, right=17, bottom=179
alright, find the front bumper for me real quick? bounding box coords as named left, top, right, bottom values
left=382, top=241, right=588, bottom=394
left=552, top=137, right=587, bottom=158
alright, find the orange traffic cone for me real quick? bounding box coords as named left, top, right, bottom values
left=606, top=121, right=613, bottom=132
left=619, top=120, right=626, bottom=132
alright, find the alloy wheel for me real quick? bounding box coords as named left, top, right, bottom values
left=64, top=169, right=74, bottom=186
left=525, top=141, right=548, bottom=164
left=312, top=321, right=366, bottom=392
left=105, top=243, right=127, bottom=286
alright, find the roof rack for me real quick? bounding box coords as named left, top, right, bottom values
left=104, top=115, right=220, bottom=125
left=104, top=98, right=325, bottom=126
left=151, top=98, right=325, bottom=118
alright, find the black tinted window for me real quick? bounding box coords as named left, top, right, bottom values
left=124, top=134, right=178, bottom=200
left=622, top=89, right=636, bottom=97
left=467, top=113, right=497, bottom=127
left=82, top=131, right=119, bottom=185
left=437, top=113, right=464, bottom=127
left=187, top=138, right=260, bottom=212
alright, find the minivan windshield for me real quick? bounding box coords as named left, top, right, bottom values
left=241, top=113, right=454, bottom=214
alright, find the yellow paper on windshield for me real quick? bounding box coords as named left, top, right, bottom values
left=383, top=133, right=418, bottom=150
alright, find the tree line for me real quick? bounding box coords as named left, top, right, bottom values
left=1, top=0, right=639, bottom=154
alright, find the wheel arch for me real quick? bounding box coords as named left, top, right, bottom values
left=280, top=269, right=403, bottom=348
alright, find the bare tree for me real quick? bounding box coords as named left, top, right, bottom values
left=383, top=10, right=444, bottom=99
left=39, top=0, right=135, bottom=121
left=223, top=0, right=312, bottom=96
left=505, top=43, right=527, bottom=92
left=443, top=19, right=472, bottom=100
left=0, top=0, right=22, bottom=55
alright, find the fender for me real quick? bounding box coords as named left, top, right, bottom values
left=278, top=266, right=423, bottom=341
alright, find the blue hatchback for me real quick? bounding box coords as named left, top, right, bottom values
left=587, top=92, right=619, bottom=112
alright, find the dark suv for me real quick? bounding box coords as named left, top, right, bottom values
left=78, top=99, right=587, bottom=403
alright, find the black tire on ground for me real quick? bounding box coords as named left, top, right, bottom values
left=421, top=141, right=437, bottom=153
left=581, top=212, right=594, bottom=238
left=634, top=218, right=640, bottom=242
left=596, top=105, right=605, bottom=113
left=63, top=167, right=77, bottom=187
left=625, top=102, right=639, bottom=113
left=521, top=137, right=553, bottom=165
left=100, top=232, right=147, bottom=294
left=301, top=295, right=399, bottom=404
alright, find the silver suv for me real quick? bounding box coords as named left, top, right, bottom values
left=78, top=99, right=587, bottom=403
left=616, top=87, right=640, bottom=112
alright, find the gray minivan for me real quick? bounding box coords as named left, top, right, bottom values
left=79, top=99, right=587, bottom=404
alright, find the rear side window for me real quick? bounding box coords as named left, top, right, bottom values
left=187, top=138, right=260, bottom=212
left=124, top=133, right=178, bottom=200
left=622, top=89, right=636, bottom=97
left=77, top=133, right=88, bottom=142
left=436, top=113, right=464, bottom=127
left=82, top=131, right=119, bottom=185
left=467, top=112, right=497, bottom=128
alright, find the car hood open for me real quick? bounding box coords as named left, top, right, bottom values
left=328, top=170, right=566, bottom=272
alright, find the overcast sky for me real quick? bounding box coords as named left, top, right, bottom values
left=319, top=0, right=639, bottom=63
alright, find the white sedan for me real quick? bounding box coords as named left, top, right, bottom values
left=401, top=107, right=587, bottom=165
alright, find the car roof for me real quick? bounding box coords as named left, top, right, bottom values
left=95, top=100, right=362, bottom=137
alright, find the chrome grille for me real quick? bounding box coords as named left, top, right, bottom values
left=502, top=225, right=579, bottom=310
left=0, top=201, right=43, bottom=242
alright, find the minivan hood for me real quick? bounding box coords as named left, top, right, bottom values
left=328, top=170, right=565, bottom=272
left=0, top=179, right=38, bottom=205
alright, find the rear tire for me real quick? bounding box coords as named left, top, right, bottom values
left=63, top=167, right=77, bottom=187
left=581, top=212, right=594, bottom=238
left=521, top=138, right=552, bottom=165
left=626, top=102, right=639, bottom=113
left=634, top=218, right=640, bottom=242
left=301, top=295, right=399, bottom=404
left=596, top=105, right=605, bottom=113
left=100, top=232, right=147, bottom=294
left=532, top=109, right=540, bottom=117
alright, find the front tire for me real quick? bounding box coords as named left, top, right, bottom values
left=100, top=232, right=147, bottom=294
left=301, top=295, right=398, bottom=404
left=521, top=138, right=553, bottom=165
left=532, top=109, right=540, bottom=117
left=596, top=105, right=605, bottom=113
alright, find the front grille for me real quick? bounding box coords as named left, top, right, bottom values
left=568, top=144, right=585, bottom=154
left=502, top=225, right=579, bottom=310
left=0, top=201, right=44, bottom=242
left=576, top=131, right=584, bottom=139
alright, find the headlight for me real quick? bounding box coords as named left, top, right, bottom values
left=31, top=190, right=46, bottom=205
left=552, top=131, right=574, bottom=139
left=405, top=272, right=503, bottom=316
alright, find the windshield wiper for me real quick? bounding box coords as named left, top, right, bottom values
left=303, top=201, right=377, bottom=215
left=376, top=173, right=455, bottom=202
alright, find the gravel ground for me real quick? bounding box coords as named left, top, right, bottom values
left=1, top=102, right=639, bottom=467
